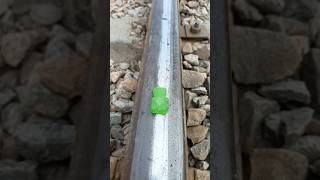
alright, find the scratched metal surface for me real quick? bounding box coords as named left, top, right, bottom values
left=123, top=0, right=185, bottom=179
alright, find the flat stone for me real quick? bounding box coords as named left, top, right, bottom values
left=194, top=46, right=210, bottom=60
left=194, top=169, right=210, bottom=180
left=230, top=26, right=302, bottom=84
left=113, top=99, right=134, bottom=113
left=112, top=148, right=125, bottom=158
left=288, top=136, right=320, bottom=161
left=191, top=87, right=207, bottom=95
left=182, top=70, right=205, bottom=88
left=30, top=4, right=62, bottom=25
left=192, top=66, right=207, bottom=74
left=239, top=91, right=280, bottom=152
left=13, top=120, right=76, bottom=162
left=187, top=108, right=206, bottom=126
left=250, top=149, right=308, bottom=180
left=191, top=139, right=210, bottom=160
left=233, top=0, right=263, bottom=25
left=262, top=15, right=309, bottom=36
left=182, top=42, right=193, bottom=54
left=187, top=125, right=209, bottom=144
left=188, top=1, right=199, bottom=8
left=259, top=79, right=311, bottom=104
left=264, top=107, right=314, bottom=145
left=17, top=84, right=69, bottom=118
left=184, top=54, right=199, bottom=66
left=0, top=160, right=38, bottom=180
left=248, top=0, right=285, bottom=14
left=119, top=62, right=130, bottom=70
left=120, top=79, right=138, bottom=93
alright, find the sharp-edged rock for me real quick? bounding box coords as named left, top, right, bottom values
left=250, top=149, right=308, bottom=180
left=263, top=107, right=314, bottom=145
left=258, top=79, right=311, bottom=104
left=239, top=91, right=280, bottom=152
left=231, top=26, right=303, bottom=84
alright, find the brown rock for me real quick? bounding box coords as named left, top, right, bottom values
left=114, top=158, right=123, bottom=180
left=194, top=169, right=210, bottom=180
left=250, top=149, right=308, bottom=180
left=183, top=42, right=193, bottom=54
left=187, top=125, right=209, bottom=144
left=195, top=46, right=210, bottom=60
left=185, top=90, right=197, bottom=109
left=38, top=55, right=88, bottom=98
left=120, top=79, right=138, bottom=93
left=110, top=156, right=118, bottom=180
left=111, top=71, right=124, bottom=83
left=188, top=1, right=199, bottom=8
left=182, top=70, right=205, bottom=88
left=183, top=61, right=193, bottom=69
left=187, top=108, right=206, bottom=126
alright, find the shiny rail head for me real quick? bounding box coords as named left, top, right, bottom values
left=127, top=0, right=185, bottom=179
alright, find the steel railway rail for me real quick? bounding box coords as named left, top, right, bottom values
left=122, top=0, right=186, bottom=179
left=68, top=0, right=237, bottom=179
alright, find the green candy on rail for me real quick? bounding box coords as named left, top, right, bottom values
left=150, top=87, right=169, bottom=115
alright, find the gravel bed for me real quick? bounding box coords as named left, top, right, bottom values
left=110, top=0, right=210, bottom=180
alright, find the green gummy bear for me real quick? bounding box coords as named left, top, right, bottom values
left=150, top=87, right=169, bottom=115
